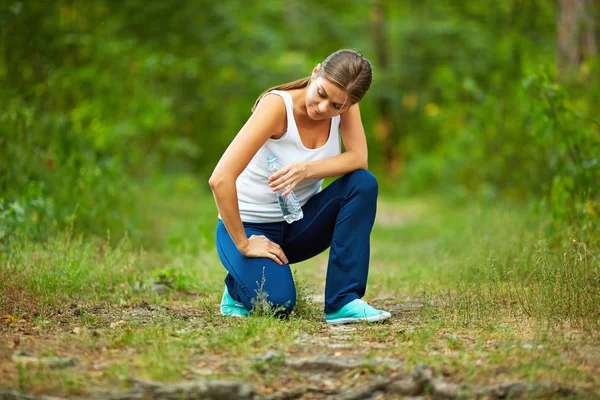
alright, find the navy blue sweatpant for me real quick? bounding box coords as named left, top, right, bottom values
left=215, top=169, right=378, bottom=315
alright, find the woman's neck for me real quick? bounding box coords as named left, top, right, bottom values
left=290, top=87, right=310, bottom=121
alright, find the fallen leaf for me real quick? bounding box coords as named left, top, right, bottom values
left=2, top=315, right=15, bottom=323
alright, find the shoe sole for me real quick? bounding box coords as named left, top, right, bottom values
left=220, top=307, right=249, bottom=318
left=326, top=311, right=391, bottom=325
left=220, top=312, right=247, bottom=318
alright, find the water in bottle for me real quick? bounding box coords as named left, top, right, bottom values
left=266, top=155, right=304, bottom=223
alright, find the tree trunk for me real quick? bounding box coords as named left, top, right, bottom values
left=372, top=0, right=400, bottom=176
left=557, top=0, right=598, bottom=77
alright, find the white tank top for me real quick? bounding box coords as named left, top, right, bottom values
left=226, top=90, right=341, bottom=223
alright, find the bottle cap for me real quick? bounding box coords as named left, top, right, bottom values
left=266, top=155, right=277, bottom=163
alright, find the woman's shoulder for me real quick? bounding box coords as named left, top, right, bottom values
left=254, top=92, right=288, bottom=137
left=255, top=91, right=287, bottom=114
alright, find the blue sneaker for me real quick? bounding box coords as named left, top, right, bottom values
left=325, top=299, right=391, bottom=324
left=220, top=286, right=249, bottom=317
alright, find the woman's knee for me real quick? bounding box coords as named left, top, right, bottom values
left=347, top=169, right=378, bottom=195
left=265, top=291, right=296, bottom=316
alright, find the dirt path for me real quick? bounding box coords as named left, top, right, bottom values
left=2, top=298, right=598, bottom=399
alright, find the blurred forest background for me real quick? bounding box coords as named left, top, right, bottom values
left=1, top=0, right=599, bottom=248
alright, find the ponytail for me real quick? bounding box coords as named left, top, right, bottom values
left=251, top=77, right=310, bottom=112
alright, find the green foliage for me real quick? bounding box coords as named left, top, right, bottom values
left=0, top=0, right=373, bottom=241
left=402, top=67, right=600, bottom=244
left=0, top=181, right=57, bottom=243
left=522, top=71, right=600, bottom=243
left=1, top=0, right=598, bottom=250
left=0, top=1, right=154, bottom=242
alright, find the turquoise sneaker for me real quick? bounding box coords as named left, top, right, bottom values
left=325, top=299, right=391, bottom=324
left=220, top=286, right=249, bottom=317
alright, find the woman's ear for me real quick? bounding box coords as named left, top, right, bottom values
left=311, top=63, right=322, bottom=79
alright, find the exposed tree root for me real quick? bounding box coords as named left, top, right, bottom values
left=324, top=364, right=598, bottom=400
left=0, top=379, right=254, bottom=400
left=1, top=361, right=597, bottom=400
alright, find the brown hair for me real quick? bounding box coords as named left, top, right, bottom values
left=251, top=49, right=373, bottom=112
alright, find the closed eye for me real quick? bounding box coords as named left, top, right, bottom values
left=318, top=87, right=343, bottom=110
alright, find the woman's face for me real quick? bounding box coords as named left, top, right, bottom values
left=305, top=67, right=352, bottom=120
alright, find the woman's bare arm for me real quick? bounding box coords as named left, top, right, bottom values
left=209, top=94, right=289, bottom=264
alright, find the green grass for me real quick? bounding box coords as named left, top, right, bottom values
left=372, top=196, right=600, bottom=332
left=1, top=175, right=599, bottom=397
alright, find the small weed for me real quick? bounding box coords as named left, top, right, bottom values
left=151, top=267, right=195, bottom=292
left=250, top=267, right=287, bottom=318
left=17, top=364, right=31, bottom=391
left=103, top=364, right=129, bottom=382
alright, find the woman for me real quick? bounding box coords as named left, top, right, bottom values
left=209, top=49, right=391, bottom=324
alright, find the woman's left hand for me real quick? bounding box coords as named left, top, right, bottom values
left=268, top=162, right=309, bottom=196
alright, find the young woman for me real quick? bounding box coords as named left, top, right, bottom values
left=209, top=49, right=391, bottom=324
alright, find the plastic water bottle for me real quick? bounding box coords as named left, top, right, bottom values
left=266, top=155, right=304, bottom=224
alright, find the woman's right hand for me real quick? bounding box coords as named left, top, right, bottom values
left=239, top=235, right=289, bottom=265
